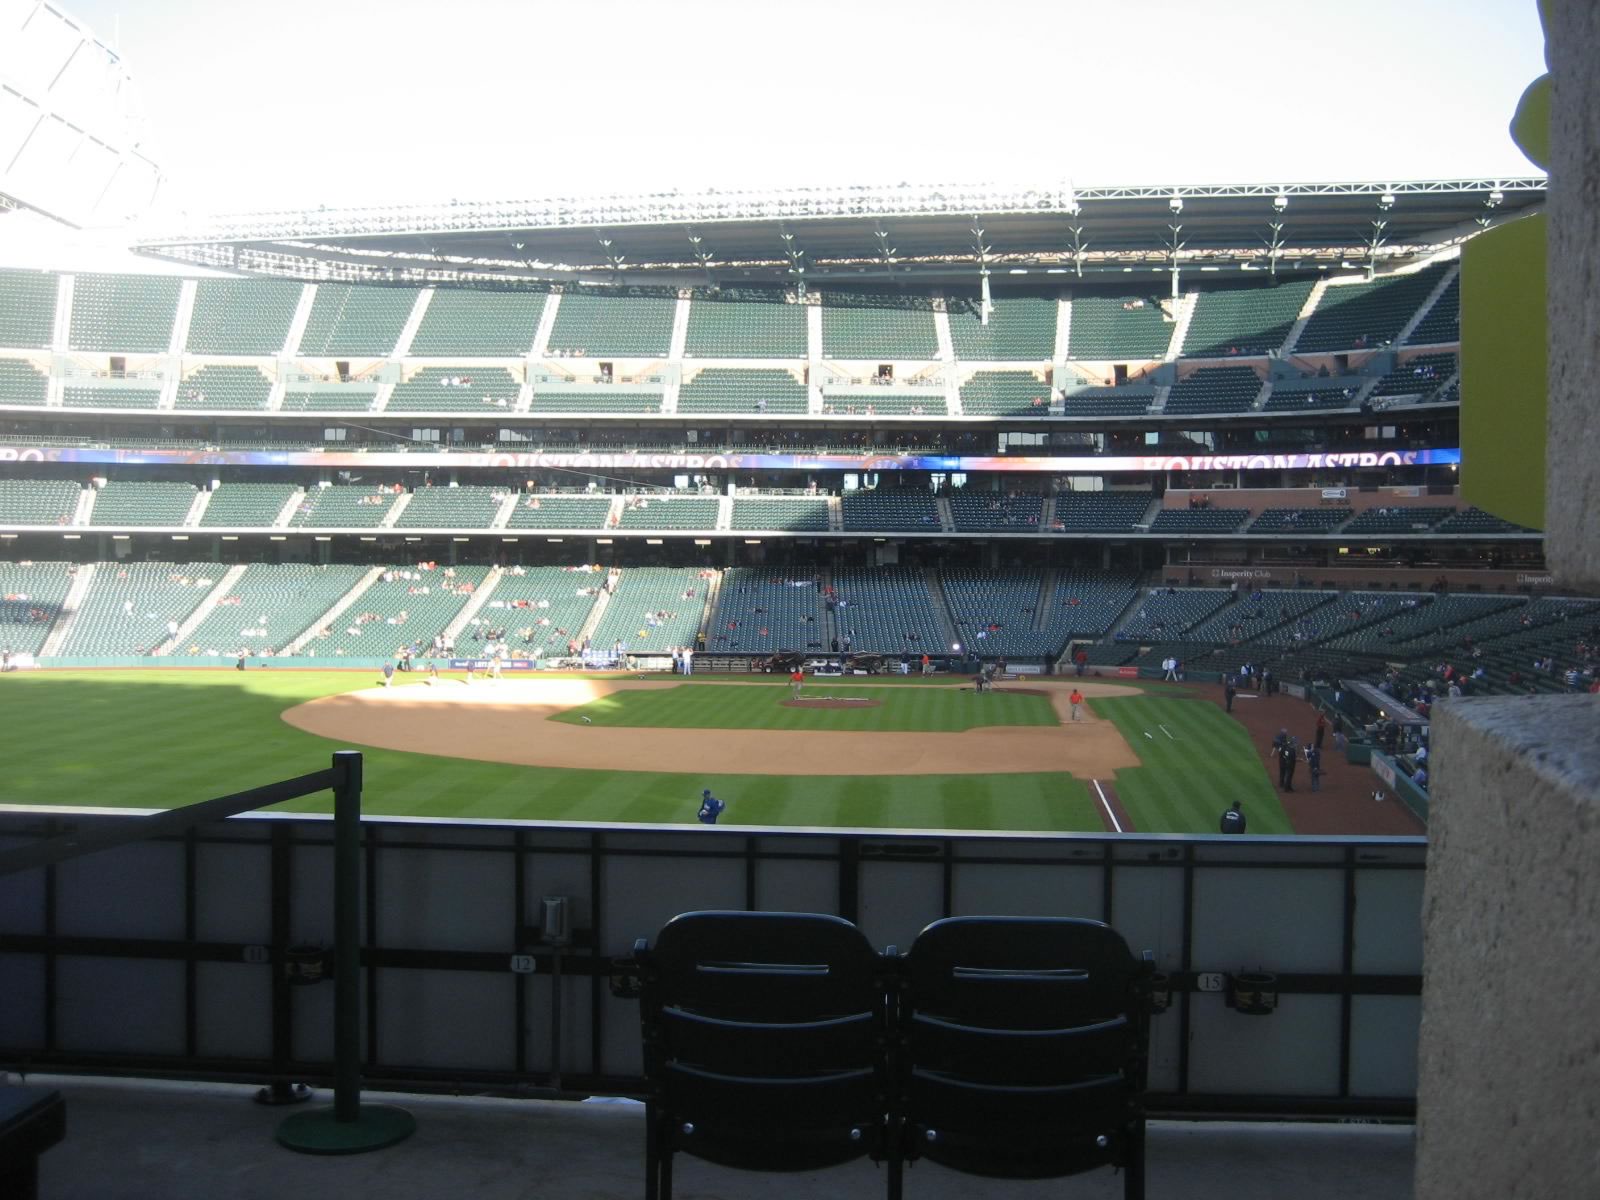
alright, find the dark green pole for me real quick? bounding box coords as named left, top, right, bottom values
left=277, top=751, right=415, bottom=1154
left=332, top=749, right=362, bottom=1123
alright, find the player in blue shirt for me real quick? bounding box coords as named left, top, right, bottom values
left=697, top=789, right=725, bottom=825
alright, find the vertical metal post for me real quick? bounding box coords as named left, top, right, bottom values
left=332, top=749, right=362, bottom=1123
left=277, top=751, right=415, bottom=1154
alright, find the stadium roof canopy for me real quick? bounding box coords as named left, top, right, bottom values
left=133, top=177, right=1544, bottom=289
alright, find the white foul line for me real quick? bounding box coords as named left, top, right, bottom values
left=1092, top=779, right=1123, bottom=833
left=1160, top=724, right=1176, bottom=740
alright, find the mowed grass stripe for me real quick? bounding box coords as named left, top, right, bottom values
left=1090, top=695, right=1291, bottom=835
left=1, top=671, right=1101, bottom=832
left=550, top=683, right=1056, bottom=732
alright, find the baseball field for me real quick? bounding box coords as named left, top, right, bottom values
left=0, top=669, right=1293, bottom=834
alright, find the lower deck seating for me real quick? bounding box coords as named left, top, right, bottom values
left=0, top=560, right=73, bottom=655
left=589, top=567, right=707, bottom=655
left=708, top=568, right=827, bottom=654
left=941, top=569, right=1059, bottom=657
left=471, top=566, right=602, bottom=658
left=1117, top=588, right=1233, bottom=641
left=828, top=568, right=945, bottom=655
left=54, top=562, right=218, bottom=656
left=178, top=564, right=367, bottom=657
left=310, top=565, right=490, bottom=659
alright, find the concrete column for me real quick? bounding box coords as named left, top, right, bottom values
left=1416, top=6, right=1600, bottom=1197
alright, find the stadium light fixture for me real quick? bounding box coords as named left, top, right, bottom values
left=744, top=539, right=761, bottom=545
left=1379, top=193, right=1396, bottom=210
left=1168, top=195, right=1183, bottom=214
left=63, top=534, right=80, bottom=539
left=452, top=537, right=470, bottom=542
left=269, top=535, right=287, bottom=541
left=0, top=533, right=13, bottom=539
left=111, top=535, right=130, bottom=541
left=596, top=538, right=613, bottom=544
left=314, top=536, right=331, bottom=541
left=221, top=535, right=239, bottom=541
left=646, top=538, right=664, bottom=545
left=1273, top=194, right=1288, bottom=212
left=501, top=537, right=519, bottom=543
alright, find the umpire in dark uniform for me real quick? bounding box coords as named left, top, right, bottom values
left=1220, top=801, right=1247, bottom=834
left=1277, top=739, right=1298, bottom=791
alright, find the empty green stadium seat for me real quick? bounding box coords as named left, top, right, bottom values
left=0, top=269, right=59, bottom=348
left=946, top=295, right=1056, bottom=360
left=200, top=483, right=298, bottom=527
left=53, top=562, right=218, bottom=657
left=89, top=481, right=197, bottom=526
left=288, top=486, right=402, bottom=528
left=729, top=497, right=830, bottom=532
left=311, top=564, right=490, bottom=658
left=708, top=568, right=827, bottom=654
left=959, top=371, right=1054, bottom=416
left=1149, top=508, right=1250, bottom=534
left=472, top=566, right=601, bottom=658
left=1182, top=280, right=1314, bottom=357
left=829, top=567, right=944, bottom=655
left=1163, top=366, right=1262, bottom=415
left=1405, top=276, right=1459, bottom=346
left=1051, top=493, right=1151, bottom=532
left=174, top=365, right=272, bottom=412
left=1263, top=380, right=1360, bottom=411
left=1250, top=507, right=1352, bottom=533
left=186, top=278, right=302, bottom=354
left=504, top=495, right=614, bottom=530
left=409, top=290, right=546, bottom=356
left=1371, top=353, right=1456, bottom=398
left=546, top=290, right=676, bottom=357
left=684, top=290, right=808, bottom=357
left=589, top=567, right=707, bottom=654
left=1296, top=264, right=1448, bottom=353
left=68, top=274, right=181, bottom=352
left=280, top=386, right=377, bottom=412
left=387, top=367, right=520, bottom=413
left=949, top=493, right=1042, bottom=531
left=820, top=294, right=937, bottom=359
left=840, top=490, right=939, bottom=531
left=1067, top=294, right=1171, bottom=359
left=0, top=478, right=81, bottom=525
left=1342, top=507, right=1454, bottom=535
left=179, top=563, right=368, bottom=657
left=62, top=385, right=161, bottom=410
left=615, top=497, right=720, bottom=530
left=297, top=284, right=418, bottom=355
left=528, top=386, right=663, bottom=414
left=0, top=358, right=49, bottom=406
left=679, top=368, right=808, bottom=415
left=395, top=485, right=504, bottom=529
left=0, top=561, right=73, bottom=654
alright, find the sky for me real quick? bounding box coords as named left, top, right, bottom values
left=61, top=0, right=1548, bottom=222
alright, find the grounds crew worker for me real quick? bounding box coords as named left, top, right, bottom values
left=1219, top=801, right=1247, bottom=834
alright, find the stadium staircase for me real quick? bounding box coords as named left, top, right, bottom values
left=183, top=490, right=212, bottom=527
left=1037, top=496, right=1057, bottom=530
left=155, top=565, right=248, bottom=656
left=370, top=382, right=396, bottom=412
left=531, top=293, right=559, bottom=358
left=490, top=493, right=519, bottom=529
left=265, top=374, right=287, bottom=411
left=1165, top=293, right=1198, bottom=361
left=669, top=294, right=691, bottom=359
left=272, top=490, right=303, bottom=528
left=936, top=497, right=955, bottom=532
left=695, top=568, right=724, bottom=650
left=1395, top=263, right=1461, bottom=346
left=282, top=284, right=317, bottom=355
left=392, top=291, right=432, bottom=357
left=380, top=493, right=411, bottom=528
left=1148, top=384, right=1171, bottom=413
left=715, top=495, right=732, bottom=530
left=71, top=488, right=96, bottom=526
left=924, top=568, right=962, bottom=651
left=50, top=274, right=72, bottom=353
left=1282, top=278, right=1331, bottom=354
left=440, top=567, right=503, bottom=647
left=806, top=302, right=822, bottom=364
left=38, top=564, right=96, bottom=657
left=1054, top=298, right=1072, bottom=360
left=1250, top=377, right=1274, bottom=411
left=1105, top=582, right=1161, bottom=643
left=1032, top=569, right=1059, bottom=634
left=284, top=566, right=385, bottom=655
left=827, top=496, right=843, bottom=531
left=933, top=304, right=955, bottom=361
left=574, top=579, right=614, bottom=647
left=168, top=279, right=198, bottom=358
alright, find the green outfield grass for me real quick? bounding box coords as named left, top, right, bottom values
left=0, top=670, right=1287, bottom=835
left=1092, top=693, right=1293, bottom=835
left=549, top=683, right=1056, bottom=731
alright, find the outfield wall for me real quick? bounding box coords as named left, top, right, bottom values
left=0, top=810, right=1425, bottom=1118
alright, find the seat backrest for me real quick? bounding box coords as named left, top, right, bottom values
left=640, top=911, right=887, bottom=1171
left=898, top=916, right=1149, bottom=1180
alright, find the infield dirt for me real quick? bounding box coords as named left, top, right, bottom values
left=281, top=677, right=1142, bottom=777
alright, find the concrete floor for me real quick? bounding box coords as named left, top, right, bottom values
left=21, top=1075, right=1415, bottom=1200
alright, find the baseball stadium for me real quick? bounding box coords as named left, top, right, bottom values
left=0, top=1, right=1591, bottom=1196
